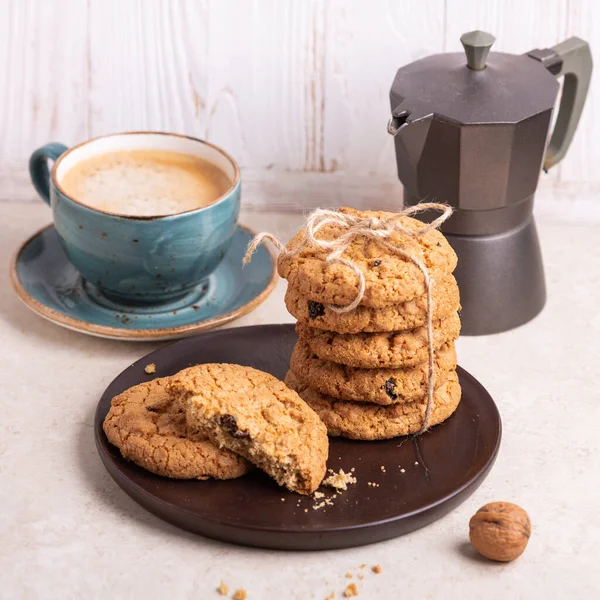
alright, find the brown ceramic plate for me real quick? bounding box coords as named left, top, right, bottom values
left=94, top=324, right=501, bottom=550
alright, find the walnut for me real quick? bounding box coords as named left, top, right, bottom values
left=469, top=502, right=531, bottom=562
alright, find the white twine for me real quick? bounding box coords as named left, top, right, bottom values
left=243, top=203, right=454, bottom=433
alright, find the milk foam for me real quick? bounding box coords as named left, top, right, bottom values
left=60, top=149, right=232, bottom=216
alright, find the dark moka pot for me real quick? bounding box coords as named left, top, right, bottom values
left=388, top=31, right=592, bottom=335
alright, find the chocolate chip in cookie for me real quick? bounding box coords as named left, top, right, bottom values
left=308, top=300, right=326, bottom=319
left=219, top=414, right=251, bottom=439
left=383, top=378, right=398, bottom=401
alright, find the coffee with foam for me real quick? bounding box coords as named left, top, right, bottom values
left=60, top=149, right=232, bottom=217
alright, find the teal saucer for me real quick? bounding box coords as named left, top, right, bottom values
left=10, top=224, right=277, bottom=341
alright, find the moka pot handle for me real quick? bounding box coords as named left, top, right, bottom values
left=529, top=37, right=593, bottom=171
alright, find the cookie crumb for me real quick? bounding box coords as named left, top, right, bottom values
left=400, top=468, right=406, bottom=473
left=360, top=564, right=366, bottom=569
left=414, top=461, right=419, bottom=466
left=367, top=482, right=379, bottom=487
left=281, top=498, right=285, bottom=502
left=325, top=593, right=335, bottom=600
left=343, top=583, right=358, bottom=597
left=372, top=565, right=382, bottom=574
left=345, top=572, right=353, bottom=578
left=357, top=574, right=364, bottom=580
left=216, top=581, right=229, bottom=595
left=232, top=590, right=247, bottom=600
left=380, top=465, right=386, bottom=473
left=323, top=469, right=357, bottom=491
left=304, top=508, right=308, bottom=513
left=313, top=494, right=337, bottom=510
left=144, top=363, right=156, bottom=374
left=314, top=491, right=325, bottom=499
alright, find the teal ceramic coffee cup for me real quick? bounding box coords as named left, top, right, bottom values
left=29, top=132, right=240, bottom=305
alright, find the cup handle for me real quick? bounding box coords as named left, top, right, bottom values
left=29, top=143, right=69, bottom=206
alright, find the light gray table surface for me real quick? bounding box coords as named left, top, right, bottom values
left=1, top=200, right=599, bottom=599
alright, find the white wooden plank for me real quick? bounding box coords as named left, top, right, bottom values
left=0, top=0, right=89, bottom=201
left=1, top=0, right=599, bottom=208
left=87, top=0, right=209, bottom=137
left=322, top=0, right=446, bottom=180
left=205, top=0, right=324, bottom=171
left=444, top=0, right=568, bottom=52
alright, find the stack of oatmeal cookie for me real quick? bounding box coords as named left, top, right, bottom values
left=283, top=207, right=462, bottom=440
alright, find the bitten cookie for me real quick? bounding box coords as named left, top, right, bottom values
left=278, top=207, right=457, bottom=308
left=103, top=377, right=252, bottom=479
left=290, top=339, right=457, bottom=405
left=296, top=311, right=461, bottom=369
left=285, top=370, right=461, bottom=440
left=168, top=364, right=328, bottom=495
left=286, top=276, right=460, bottom=333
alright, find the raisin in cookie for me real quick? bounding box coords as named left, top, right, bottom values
left=168, top=364, right=328, bottom=495
left=290, top=339, right=456, bottom=405
left=278, top=207, right=457, bottom=308
left=285, top=370, right=461, bottom=440
left=286, top=275, right=460, bottom=334
left=296, top=311, right=461, bottom=369
left=103, top=377, right=251, bottom=479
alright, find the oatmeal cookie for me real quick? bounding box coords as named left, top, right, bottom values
left=168, top=364, right=328, bottom=495
left=285, top=275, right=459, bottom=333
left=290, top=339, right=456, bottom=404
left=285, top=370, right=461, bottom=440
left=103, top=377, right=251, bottom=479
left=296, top=311, right=461, bottom=368
left=278, top=207, right=457, bottom=307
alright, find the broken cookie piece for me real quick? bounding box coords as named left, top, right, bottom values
left=168, top=364, right=329, bottom=495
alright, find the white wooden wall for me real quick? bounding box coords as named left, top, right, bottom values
left=0, top=0, right=598, bottom=209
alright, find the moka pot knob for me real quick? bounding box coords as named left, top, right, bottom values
left=460, top=30, right=496, bottom=70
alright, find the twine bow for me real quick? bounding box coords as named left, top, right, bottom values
left=243, top=203, right=454, bottom=433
